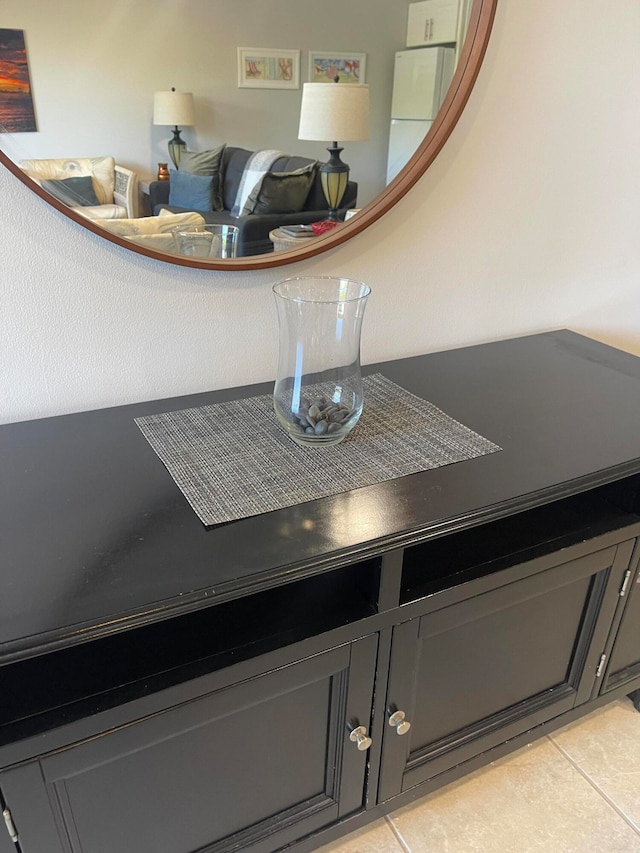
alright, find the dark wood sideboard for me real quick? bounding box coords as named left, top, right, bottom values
left=1, top=330, right=640, bottom=853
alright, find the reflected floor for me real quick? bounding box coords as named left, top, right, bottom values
left=316, top=698, right=640, bottom=853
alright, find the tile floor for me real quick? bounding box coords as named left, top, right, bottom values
left=317, top=697, right=640, bottom=853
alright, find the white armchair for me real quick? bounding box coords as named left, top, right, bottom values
left=20, top=156, right=138, bottom=219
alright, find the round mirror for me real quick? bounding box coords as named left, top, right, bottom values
left=0, top=0, right=497, bottom=270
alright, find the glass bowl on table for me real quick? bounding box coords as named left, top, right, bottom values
left=171, top=223, right=239, bottom=258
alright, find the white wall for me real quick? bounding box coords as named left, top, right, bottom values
left=2, top=0, right=640, bottom=424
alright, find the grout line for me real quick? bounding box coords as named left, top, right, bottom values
left=546, top=735, right=640, bottom=837
left=384, top=814, right=412, bottom=853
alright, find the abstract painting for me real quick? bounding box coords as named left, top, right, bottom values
left=0, top=29, right=37, bottom=133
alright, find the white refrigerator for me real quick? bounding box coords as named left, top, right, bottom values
left=386, top=46, right=455, bottom=184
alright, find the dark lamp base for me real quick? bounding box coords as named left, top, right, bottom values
left=168, top=127, right=187, bottom=169
left=320, top=143, right=350, bottom=222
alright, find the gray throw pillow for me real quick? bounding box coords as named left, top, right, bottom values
left=41, top=176, right=101, bottom=207
left=180, top=145, right=226, bottom=211
left=246, top=163, right=317, bottom=215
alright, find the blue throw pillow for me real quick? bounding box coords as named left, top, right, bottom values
left=169, top=170, right=214, bottom=212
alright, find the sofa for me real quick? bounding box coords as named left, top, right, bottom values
left=20, top=156, right=138, bottom=219
left=148, top=145, right=358, bottom=257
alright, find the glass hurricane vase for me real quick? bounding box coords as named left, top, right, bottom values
left=272, top=275, right=371, bottom=447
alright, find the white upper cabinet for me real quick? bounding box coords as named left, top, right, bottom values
left=406, top=0, right=461, bottom=47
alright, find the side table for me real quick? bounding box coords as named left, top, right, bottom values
left=269, top=228, right=318, bottom=252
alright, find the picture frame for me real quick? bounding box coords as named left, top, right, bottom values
left=237, top=48, right=300, bottom=89
left=308, top=52, right=367, bottom=85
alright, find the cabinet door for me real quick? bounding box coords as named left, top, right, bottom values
left=0, top=792, right=19, bottom=853
left=0, top=636, right=377, bottom=853
left=600, top=556, right=640, bottom=695
left=406, top=0, right=460, bottom=46
left=378, top=543, right=633, bottom=801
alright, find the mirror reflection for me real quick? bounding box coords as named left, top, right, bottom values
left=1, top=0, right=473, bottom=263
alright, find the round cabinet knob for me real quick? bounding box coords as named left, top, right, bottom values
left=388, top=710, right=411, bottom=735
left=349, top=725, right=372, bottom=751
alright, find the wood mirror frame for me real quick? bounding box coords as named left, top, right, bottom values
left=0, top=0, right=497, bottom=272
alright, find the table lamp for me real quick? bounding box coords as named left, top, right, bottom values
left=153, top=87, right=196, bottom=169
left=298, top=80, right=369, bottom=220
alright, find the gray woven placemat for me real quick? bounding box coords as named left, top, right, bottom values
left=135, top=374, right=501, bottom=526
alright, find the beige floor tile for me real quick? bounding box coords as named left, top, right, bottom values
left=550, top=697, right=640, bottom=830
left=387, top=737, right=640, bottom=853
left=313, top=818, right=404, bottom=853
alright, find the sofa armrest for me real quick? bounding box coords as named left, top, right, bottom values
left=149, top=180, right=171, bottom=213
left=114, top=165, right=138, bottom=218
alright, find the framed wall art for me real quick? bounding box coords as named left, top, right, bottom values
left=308, top=52, right=366, bottom=85
left=0, top=28, right=37, bottom=132
left=237, top=48, right=300, bottom=89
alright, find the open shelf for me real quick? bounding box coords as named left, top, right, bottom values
left=400, top=486, right=640, bottom=604
left=0, top=558, right=380, bottom=743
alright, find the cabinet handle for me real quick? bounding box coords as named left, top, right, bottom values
left=349, top=725, right=372, bottom=751
left=620, top=569, right=632, bottom=596
left=388, top=710, right=411, bottom=735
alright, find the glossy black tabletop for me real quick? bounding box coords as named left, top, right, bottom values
left=3, top=330, right=640, bottom=661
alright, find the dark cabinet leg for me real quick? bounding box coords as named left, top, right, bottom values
left=628, top=689, right=640, bottom=711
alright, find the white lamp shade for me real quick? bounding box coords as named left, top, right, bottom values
left=298, top=83, right=369, bottom=142
left=153, top=90, right=196, bottom=127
